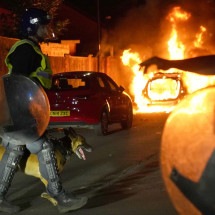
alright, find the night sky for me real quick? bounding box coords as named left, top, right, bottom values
left=63, top=0, right=215, bottom=59
left=66, top=0, right=146, bottom=22
left=98, top=0, right=215, bottom=56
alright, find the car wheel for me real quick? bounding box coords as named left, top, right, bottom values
left=94, top=111, right=109, bottom=136
left=121, top=103, right=133, bottom=129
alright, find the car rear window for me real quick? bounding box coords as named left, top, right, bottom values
left=52, top=77, right=89, bottom=90
left=68, top=78, right=86, bottom=88
left=147, top=78, right=181, bottom=100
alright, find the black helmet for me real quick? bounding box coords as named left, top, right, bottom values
left=20, top=8, right=51, bottom=37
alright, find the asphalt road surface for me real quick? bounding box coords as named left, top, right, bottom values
left=2, top=113, right=178, bottom=215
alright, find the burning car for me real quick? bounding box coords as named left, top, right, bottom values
left=139, top=55, right=215, bottom=112
left=120, top=5, right=215, bottom=113
left=142, top=72, right=187, bottom=111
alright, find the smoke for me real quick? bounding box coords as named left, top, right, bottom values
left=102, top=0, right=215, bottom=60
left=100, top=0, right=215, bottom=95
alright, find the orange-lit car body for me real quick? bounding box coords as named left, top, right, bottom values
left=46, top=71, right=133, bottom=135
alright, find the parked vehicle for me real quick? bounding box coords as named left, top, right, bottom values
left=142, top=72, right=187, bottom=108
left=46, top=71, right=133, bottom=135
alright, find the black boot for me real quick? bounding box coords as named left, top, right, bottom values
left=0, top=145, right=25, bottom=213
left=38, top=140, right=88, bottom=213
left=55, top=191, right=88, bottom=213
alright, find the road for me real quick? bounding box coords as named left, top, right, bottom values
left=3, top=113, right=178, bottom=215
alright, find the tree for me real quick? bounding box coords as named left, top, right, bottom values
left=0, top=0, right=69, bottom=39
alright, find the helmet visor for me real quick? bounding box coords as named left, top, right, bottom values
left=37, top=23, right=57, bottom=42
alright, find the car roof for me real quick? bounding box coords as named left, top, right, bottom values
left=148, top=72, right=182, bottom=81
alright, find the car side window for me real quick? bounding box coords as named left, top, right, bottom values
left=97, top=77, right=105, bottom=88
left=105, top=76, right=118, bottom=91
left=59, top=78, right=71, bottom=89
left=52, top=78, right=72, bottom=90
left=52, top=78, right=60, bottom=89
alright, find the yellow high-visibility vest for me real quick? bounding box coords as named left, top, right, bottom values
left=5, top=39, right=52, bottom=89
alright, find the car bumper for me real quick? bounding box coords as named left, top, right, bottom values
left=48, top=121, right=96, bottom=129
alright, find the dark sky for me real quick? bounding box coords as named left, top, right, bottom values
left=64, top=0, right=215, bottom=59
left=66, top=0, right=146, bottom=22
left=101, top=0, right=215, bottom=57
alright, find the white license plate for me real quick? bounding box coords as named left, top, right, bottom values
left=50, top=110, right=70, bottom=117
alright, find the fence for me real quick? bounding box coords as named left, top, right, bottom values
left=0, top=36, right=100, bottom=74
left=0, top=36, right=132, bottom=95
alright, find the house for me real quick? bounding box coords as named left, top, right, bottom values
left=57, top=1, right=100, bottom=56
left=0, top=1, right=101, bottom=56
left=0, top=3, right=129, bottom=97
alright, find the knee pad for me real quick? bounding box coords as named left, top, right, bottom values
left=42, top=139, right=54, bottom=150
left=26, top=136, right=45, bottom=154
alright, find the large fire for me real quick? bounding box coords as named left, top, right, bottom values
left=121, top=6, right=215, bottom=113
left=167, top=6, right=190, bottom=59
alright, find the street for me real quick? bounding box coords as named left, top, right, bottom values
left=3, top=113, right=178, bottom=215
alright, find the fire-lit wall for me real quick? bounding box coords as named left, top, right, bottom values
left=0, top=36, right=124, bottom=91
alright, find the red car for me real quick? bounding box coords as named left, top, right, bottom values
left=46, top=71, right=133, bottom=135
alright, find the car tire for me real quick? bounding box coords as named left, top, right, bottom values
left=94, top=111, right=109, bottom=136
left=121, top=103, right=133, bottom=129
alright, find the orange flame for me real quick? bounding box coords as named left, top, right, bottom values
left=121, top=49, right=148, bottom=111
left=167, top=6, right=191, bottom=23
left=194, top=25, right=206, bottom=48
left=121, top=6, right=215, bottom=113
left=167, top=6, right=190, bottom=59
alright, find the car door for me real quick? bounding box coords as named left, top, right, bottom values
left=101, top=75, right=125, bottom=121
